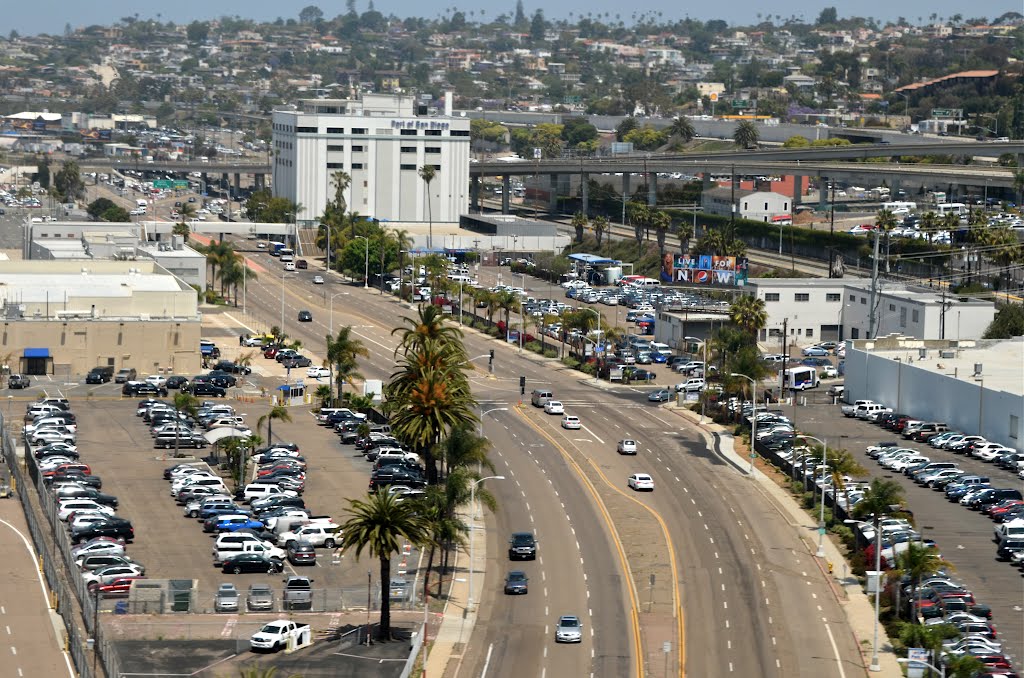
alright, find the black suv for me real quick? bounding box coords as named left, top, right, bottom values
left=205, top=371, right=237, bottom=388
left=508, top=532, right=537, bottom=560
left=85, top=367, right=114, bottom=384
left=213, top=361, right=252, bottom=375
left=188, top=382, right=227, bottom=398
left=71, top=518, right=134, bottom=544
left=123, top=382, right=169, bottom=397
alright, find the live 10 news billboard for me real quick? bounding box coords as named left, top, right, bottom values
left=660, top=254, right=749, bottom=286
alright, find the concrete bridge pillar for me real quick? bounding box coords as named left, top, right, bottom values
left=548, top=174, right=558, bottom=213
left=792, top=174, right=803, bottom=207
left=233, top=173, right=241, bottom=200
left=470, top=176, right=480, bottom=212
left=502, top=176, right=510, bottom=214
left=818, top=175, right=828, bottom=212
left=581, top=173, right=590, bottom=215
left=647, top=173, right=657, bottom=207
left=622, top=173, right=631, bottom=201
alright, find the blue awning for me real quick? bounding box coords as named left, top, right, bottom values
left=24, top=348, right=49, bottom=358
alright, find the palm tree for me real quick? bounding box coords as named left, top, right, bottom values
left=875, top=208, right=898, bottom=273
left=919, top=211, right=939, bottom=243
left=668, top=116, right=695, bottom=143
left=391, top=228, right=413, bottom=292
left=571, top=211, right=588, bottom=243
left=733, top=120, right=759, bottom=148
left=257, top=405, right=292, bottom=444
left=326, top=326, right=369, bottom=404
left=339, top=491, right=430, bottom=640
left=392, top=304, right=466, bottom=361
left=676, top=220, right=694, bottom=255
left=174, top=202, right=196, bottom=237
left=896, top=622, right=958, bottom=662
left=898, top=542, right=955, bottom=622
left=626, top=201, right=649, bottom=257
left=728, top=295, right=768, bottom=338
left=418, top=164, right=437, bottom=249
left=438, top=423, right=495, bottom=475
left=492, top=289, right=520, bottom=341
left=852, top=478, right=908, bottom=579
left=314, top=384, right=332, bottom=408
left=944, top=654, right=986, bottom=678
left=593, top=215, right=608, bottom=248
left=651, top=210, right=671, bottom=256
left=171, top=392, right=200, bottom=458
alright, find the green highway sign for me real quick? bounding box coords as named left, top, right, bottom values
left=153, top=180, right=172, bottom=188
left=173, top=180, right=189, bottom=189
left=732, top=99, right=750, bottom=109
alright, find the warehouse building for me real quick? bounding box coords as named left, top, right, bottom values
left=271, top=93, right=471, bottom=225
left=0, top=261, right=200, bottom=377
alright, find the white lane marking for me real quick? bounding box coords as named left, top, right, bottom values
left=729, top=662, right=734, bottom=672
left=480, top=643, right=495, bottom=678
left=544, top=647, right=548, bottom=658
left=772, top=636, right=777, bottom=646
left=683, top=487, right=689, bottom=493
left=526, top=502, right=530, bottom=511
left=581, top=425, right=605, bottom=444
left=649, top=414, right=670, bottom=426
left=725, top=620, right=729, bottom=629
left=812, top=593, right=817, bottom=599
left=10, top=647, right=15, bottom=655
left=723, top=601, right=728, bottom=609
left=697, top=511, right=703, bottom=517
left=714, top=552, right=719, bottom=559
left=542, top=571, right=546, bottom=581
left=703, top=524, right=708, bottom=531
left=824, top=623, right=849, bottom=678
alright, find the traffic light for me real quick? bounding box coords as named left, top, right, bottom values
left=519, top=376, right=526, bottom=395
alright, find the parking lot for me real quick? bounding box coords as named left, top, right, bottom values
left=792, top=396, right=1024, bottom=662
left=59, top=397, right=421, bottom=614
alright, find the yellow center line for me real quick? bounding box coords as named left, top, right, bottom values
left=515, top=405, right=646, bottom=678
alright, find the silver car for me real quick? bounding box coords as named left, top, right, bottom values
left=555, top=615, right=583, bottom=643
left=214, top=583, right=239, bottom=613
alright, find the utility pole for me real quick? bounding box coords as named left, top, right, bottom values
left=779, top=318, right=788, bottom=396
left=729, top=164, right=736, bottom=242
left=868, top=228, right=881, bottom=338
left=828, top=179, right=836, bottom=278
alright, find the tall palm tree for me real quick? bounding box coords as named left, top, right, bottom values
left=593, top=215, right=608, bottom=248
left=898, top=542, right=955, bottom=622
left=852, top=479, right=908, bottom=579
left=626, top=201, right=649, bottom=257
left=919, top=211, right=939, bottom=243
left=875, top=208, right=898, bottom=273
left=339, top=492, right=430, bottom=640
left=571, top=211, right=588, bottom=243
left=438, top=423, right=495, bottom=475
left=728, top=295, right=768, bottom=339
left=492, top=289, right=520, bottom=341
left=668, top=116, right=695, bottom=143
left=733, top=120, right=759, bottom=148
left=676, top=220, right=694, bottom=255
left=174, top=202, right=196, bottom=237
left=171, top=392, right=199, bottom=458
left=326, top=325, right=369, bottom=404
left=418, top=164, right=437, bottom=249
left=392, top=304, right=466, bottom=360
left=651, top=210, right=671, bottom=256
left=257, top=405, right=292, bottom=444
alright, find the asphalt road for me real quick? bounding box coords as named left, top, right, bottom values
left=793, top=400, right=1024, bottom=665
left=236, top=251, right=866, bottom=677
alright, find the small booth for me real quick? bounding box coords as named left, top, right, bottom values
left=273, top=382, right=310, bottom=407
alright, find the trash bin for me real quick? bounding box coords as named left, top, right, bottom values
left=114, top=601, right=128, bottom=615
left=169, top=579, right=193, bottom=612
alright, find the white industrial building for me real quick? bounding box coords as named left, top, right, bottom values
left=702, top=188, right=792, bottom=222
left=844, top=335, right=1023, bottom=450
left=271, top=94, right=471, bottom=226
left=745, top=279, right=996, bottom=346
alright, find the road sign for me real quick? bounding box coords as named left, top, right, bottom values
left=153, top=180, right=172, bottom=188
left=906, top=648, right=928, bottom=678
left=532, top=147, right=542, bottom=160
left=709, top=92, right=719, bottom=102
left=931, top=108, right=961, bottom=119
left=732, top=99, right=750, bottom=109
left=172, top=180, right=189, bottom=189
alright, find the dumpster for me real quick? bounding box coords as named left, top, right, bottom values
left=169, top=579, right=193, bottom=612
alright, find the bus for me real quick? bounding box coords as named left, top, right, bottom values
left=269, top=242, right=286, bottom=256
left=936, top=203, right=967, bottom=217
left=782, top=366, right=819, bottom=391
left=882, top=201, right=917, bottom=213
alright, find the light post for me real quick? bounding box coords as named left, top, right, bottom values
left=846, top=518, right=883, bottom=672
left=519, top=273, right=526, bottom=353
left=979, top=113, right=998, bottom=139
left=468, top=475, right=506, bottom=612
left=354, top=235, right=369, bottom=289
left=800, top=435, right=828, bottom=558
left=730, top=373, right=758, bottom=474
left=580, top=307, right=602, bottom=379
left=280, top=270, right=293, bottom=333
left=895, top=92, right=910, bottom=126
left=897, top=657, right=944, bottom=678
left=327, top=292, right=349, bottom=405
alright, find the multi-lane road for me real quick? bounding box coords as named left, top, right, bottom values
left=233, top=244, right=865, bottom=677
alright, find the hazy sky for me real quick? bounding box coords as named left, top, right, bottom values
left=6, top=1, right=1017, bottom=37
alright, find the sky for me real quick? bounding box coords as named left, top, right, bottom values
left=5, top=1, right=1018, bottom=37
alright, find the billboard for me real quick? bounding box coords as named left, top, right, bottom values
left=662, top=254, right=749, bottom=286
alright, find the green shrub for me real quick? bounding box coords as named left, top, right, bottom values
left=580, top=363, right=596, bottom=376
left=561, top=357, right=580, bottom=370
left=524, top=341, right=543, bottom=353
left=543, top=348, right=558, bottom=358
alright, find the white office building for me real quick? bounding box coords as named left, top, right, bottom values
left=745, top=278, right=996, bottom=346
left=271, top=94, right=471, bottom=225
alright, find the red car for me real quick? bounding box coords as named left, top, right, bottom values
left=263, top=346, right=280, bottom=359
left=43, top=463, right=91, bottom=478
left=98, top=576, right=145, bottom=598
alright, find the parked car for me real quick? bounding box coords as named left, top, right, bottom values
left=215, top=583, right=240, bottom=612
left=8, top=374, right=30, bottom=389
left=221, top=553, right=285, bottom=574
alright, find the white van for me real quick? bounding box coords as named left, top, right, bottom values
left=995, top=519, right=1024, bottom=544
left=631, top=277, right=660, bottom=288
left=243, top=483, right=294, bottom=504
left=136, top=199, right=148, bottom=208
left=855, top=403, right=890, bottom=419
left=648, top=342, right=673, bottom=357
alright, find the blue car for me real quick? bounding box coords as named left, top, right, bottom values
left=198, top=505, right=246, bottom=522
left=802, top=346, right=830, bottom=357
left=215, top=517, right=264, bottom=533
left=650, top=352, right=668, bottom=364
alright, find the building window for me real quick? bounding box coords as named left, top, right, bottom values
left=326, top=127, right=344, bottom=134
left=400, top=164, right=416, bottom=170
left=327, top=145, right=344, bottom=151
left=351, top=163, right=364, bottom=170
left=326, top=162, right=344, bottom=169
left=860, top=297, right=867, bottom=305
left=912, top=309, right=919, bottom=323
left=425, top=147, right=441, bottom=154
left=899, top=307, right=907, bottom=327
left=851, top=328, right=860, bottom=339
left=351, top=128, right=367, bottom=135
left=805, top=328, right=814, bottom=338
left=425, top=129, right=441, bottom=136
left=1011, top=414, right=1020, bottom=440
left=351, top=145, right=364, bottom=152
left=888, top=303, right=896, bottom=312
left=375, top=129, right=390, bottom=135
left=400, top=129, right=417, bottom=136
left=795, top=293, right=810, bottom=302
left=451, top=130, right=469, bottom=137
left=826, top=293, right=840, bottom=302
left=400, top=146, right=417, bottom=153
left=849, top=294, right=856, bottom=302
left=432, top=164, right=441, bottom=170
left=296, top=126, right=318, bottom=133
left=764, top=293, right=780, bottom=302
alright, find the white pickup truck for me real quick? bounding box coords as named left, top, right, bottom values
left=249, top=619, right=311, bottom=652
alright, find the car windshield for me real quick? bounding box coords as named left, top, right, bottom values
left=512, top=534, right=533, bottom=545
left=261, top=624, right=283, bottom=633
left=560, top=618, right=579, bottom=628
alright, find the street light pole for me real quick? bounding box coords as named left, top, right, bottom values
left=730, top=373, right=758, bottom=474
left=801, top=435, right=829, bottom=558
left=468, top=475, right=506, bottom=612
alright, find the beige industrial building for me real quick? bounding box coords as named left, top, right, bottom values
left=0, top=261, right=201, bottom=377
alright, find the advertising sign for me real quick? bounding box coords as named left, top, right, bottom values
left=663, top=254, right=749, bottom=286
left=905, top=648, right=928, bottom=678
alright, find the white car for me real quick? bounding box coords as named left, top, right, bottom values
left=821, top=365, right=838, bottom=378
left=71, top=540, right=126, bottom=559
left=561, top=415, right=581, bottom=430
left=57, top=500, right=116, bottom=521
left=543, top=400, right=564, bottom=415
left=242, top=336, right=266, bottom=347
left=312, top=276, right=325, bottom=285
left=617, top=440, right=638, bottom=455
left=82, top=564, right=145, bottom=588
left=144, top=375, right=167, bottom=388
left=628, top=473, right=655, bottom=491
left=306, top=366, right=331, bottom=379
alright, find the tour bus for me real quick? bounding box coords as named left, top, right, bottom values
left=782, top=366, right=819, bottom=391
left=935, top=203, right=967, bottom=217
left=269, top=242, right=286, bottom=256
left=882, top=201, right=917, bottom=213
left=278, top=248, right=295, bottom=263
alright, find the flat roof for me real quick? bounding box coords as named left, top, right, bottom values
left=863, top=336, right=1023, bottom=397
left=568, top=253, right=619, bottom=265
left=0, top=271, right=182, bottom=303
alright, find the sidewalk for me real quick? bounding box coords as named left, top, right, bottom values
left=665, top=403, right=903, bottom=677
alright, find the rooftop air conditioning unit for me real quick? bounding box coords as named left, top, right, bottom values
left=939, top=350, right=955, bottom=359
left=973, top=363, right=983, bottom=377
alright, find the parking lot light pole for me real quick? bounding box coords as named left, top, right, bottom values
left=468, top=475, right=505, bottom=612
left=846, top=518, right=882, bottom=672
left=730, top=373, right=757, bottom=474
left=801, top=435, right=828, bottom=558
